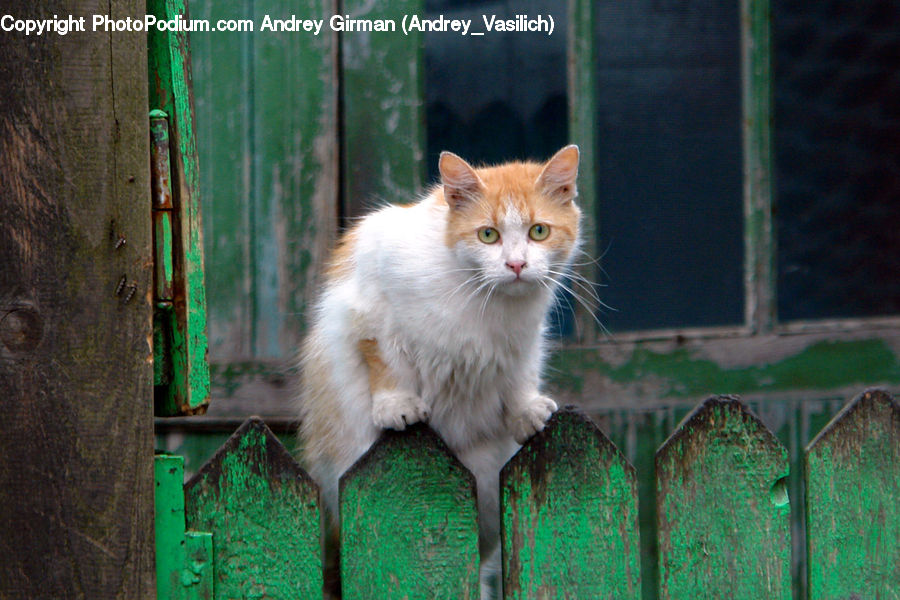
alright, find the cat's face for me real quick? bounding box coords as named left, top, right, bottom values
left=441, top=146, right=581, bottom=297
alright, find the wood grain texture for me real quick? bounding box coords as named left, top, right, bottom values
left=189, top=0, right=338, bottom=363
left=656, top=396, right=791, bottom=600
left=805, top=388, right=900, bottom=599
left=501, top=408, right=641, bottom=599
left=340, top=424, right=479, bottom=599
left=0, top=1, right=155, bottom=597
left=341, top=0, right=426, bottom=219
left=184, top=418, right=322, bottom=599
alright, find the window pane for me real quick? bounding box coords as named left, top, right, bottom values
left=774, top=1, right=900, bottom=321
left=593, top=2, right=745, bottom=332
left=424, top=0, right=568, bottom=179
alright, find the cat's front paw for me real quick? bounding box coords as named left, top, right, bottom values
left=372, top=389, right=430, bottom=431
left=511, top=395, right=558, bottom=444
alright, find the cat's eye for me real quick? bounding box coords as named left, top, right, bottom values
left=529, top=223, right=550, bottom=241
left=478, top=227, right=500, bottom=244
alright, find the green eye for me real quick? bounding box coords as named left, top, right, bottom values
left=478, top=227, right=500, bottom=244
left=529, top=223, right=550, bottom=241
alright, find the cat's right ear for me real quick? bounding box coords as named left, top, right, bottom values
left=439, top=151, right=484, bottom=211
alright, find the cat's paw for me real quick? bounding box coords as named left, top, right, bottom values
left=372, top=389, right=430, bottom=431
left=511, top=395, right=558, bottom=444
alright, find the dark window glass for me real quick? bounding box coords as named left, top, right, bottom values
left=593, top=2, right=745, bottom=331
left=774, top=1, right=900, bottom=321
left=424, top=0, right=568, bottom=179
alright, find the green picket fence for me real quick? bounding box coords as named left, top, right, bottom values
left=155, top=389, right=899, bottom=599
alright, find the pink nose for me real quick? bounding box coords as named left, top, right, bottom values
left=506, top=260, right=526, bottom=276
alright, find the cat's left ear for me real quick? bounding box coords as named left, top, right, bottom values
left=537, top=145, right=579, bottom=204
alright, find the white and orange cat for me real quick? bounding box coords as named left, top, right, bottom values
left=297, top=145, right=581, bottom=597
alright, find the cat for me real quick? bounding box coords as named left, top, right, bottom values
left=296, top=145, right=582, bottom=598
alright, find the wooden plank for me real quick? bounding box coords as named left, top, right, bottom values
left=340, top=424, right=479, bottom=599
left=148, top=0, right=211, bottom=415
left=184, top=417, right=322, bottom=598
left=0, top=0, right=155, bottom=596
left=656, top=396, right=791, bottom=599
left=501, top=408, right=641, bottom=599
left=341, top=0, right=426, bottom=219
left=741, top=0, right=776, bottom=333
left=155, top=455, right=188, bottom=600
left=567, top=0, right=600, bottom=343
left=805, top=388, right=900, bottom=599
left=250, top=0, right=339, bottom=357
left=187, top=0, right=253, bottom=359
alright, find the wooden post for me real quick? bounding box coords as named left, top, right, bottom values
left=0, top=1, right=155, bottom=597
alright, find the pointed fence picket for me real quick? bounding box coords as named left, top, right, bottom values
left=805, top=389, right=900, bottom=600
left=655, top=396, right=792, bottom=600
left=501, top=409, right=641, bottom=599
left=339, top=424, right=480, bottom=599
left=154, top=389, right=899, bottom=599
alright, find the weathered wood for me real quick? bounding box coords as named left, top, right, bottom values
left=341, top=0, right=426, bottom=219
left=155, top=454, right=214, bottom=600
left=340, top=424, right=480, bottom=599
left=148, top=0, right=211, bottom=416
left=656, top=396, right=791, bottom=599
left=184, top=417, right=322, bottom=598
left=566, top=0, right=599, bottom=343
left=805, top=388, right=900, bottom=599
left=188, top=0, right=338, bottom=368
left=501, top=408, right=641, bottom=599
left=0, top=1, right=155, bottom=597
left=156, top=455, right=188, bottom=599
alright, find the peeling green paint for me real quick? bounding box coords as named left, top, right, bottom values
left=501, top=409, right=641, bottom=599
left=340, top=425, right=479, bottom=599
left=805, top=389, right=900, bottom=600
left=548, top=339, right=900, bottom=398
left=148, top=0, right=210, bottom=415
left=184, top=418, right=322, bottom=599
left=656, top=397, right=791, bottom=599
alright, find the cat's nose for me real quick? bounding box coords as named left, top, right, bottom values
left=506, top=260, right=526, bottom=276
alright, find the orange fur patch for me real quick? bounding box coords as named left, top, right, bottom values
left=443, top=160, right=580, bottom=251
left=357, top=338, right=398, bottom=395
left=324, top=226, right=360, bottom=280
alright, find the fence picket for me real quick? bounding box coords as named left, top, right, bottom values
left=500, top=408, right=641, bottom=599
left=805, top=388, right=900, bottom=599
left=340, top=424, right=480, bottom=599
left=184, top=417, right=322, bottom=599
left=656, top=396, right=791, bottom=599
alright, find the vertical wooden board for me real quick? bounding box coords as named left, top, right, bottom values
left=0, top=0, right=155, bottom=597
left=341, top=0, right=426, bottom=218
left=741, top=0, right=776, bottom=332
left=340, top=424, right=480, bottom=599
left=656, top=396, right=791, bottom=600
left=805, top=389, right=900, bottom=599
left=148, top=0, right=211, bottom=414
left=501, top=408, right=641, bottom=599
left=251, top=0, right=338, bottom=358
left=185, top=418, right=323, bottom=598
left=156, top=455, right=188, bottom=599
left=188, top=0, right=253, bottom=358
left=567, top=0, right=600, bottom=343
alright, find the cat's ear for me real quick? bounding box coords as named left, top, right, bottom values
left=537, top=145, right=579, bottom=204
left=439, top=151, right=485, bottom=210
